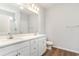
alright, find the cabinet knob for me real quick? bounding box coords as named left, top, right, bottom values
left=16, top=52, right=20, bottom=56
left=16, top=54, right=18, bottom=56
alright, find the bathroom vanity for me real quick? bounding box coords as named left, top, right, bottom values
left=0, top=34, right=47, bottom=56
left=0, top=4, right=46, bottom=56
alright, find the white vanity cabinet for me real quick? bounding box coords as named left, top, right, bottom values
left=0, top=36, right=47, bottom=56
left=30, top=37, right=47, bottom=56
left=30, top=39, right=39, bottom=56
left=2, top=41, right=30, bottom=56
left=4, top=46, right=30, bottom=56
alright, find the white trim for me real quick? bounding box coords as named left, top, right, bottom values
left=53, top=46, right=79, bottom=54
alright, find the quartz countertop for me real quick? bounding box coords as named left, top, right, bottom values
left=0, top=34, right=46, bottom=48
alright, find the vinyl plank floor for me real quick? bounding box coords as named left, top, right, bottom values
left=44, top=47, right=79, bottom=56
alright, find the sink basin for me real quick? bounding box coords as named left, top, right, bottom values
left=0, top=39, right=10, bottom=42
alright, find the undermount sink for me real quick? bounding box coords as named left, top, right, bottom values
left=0, top=38, right=19, bottom=42
left=0, top=39, right=10, bottom=42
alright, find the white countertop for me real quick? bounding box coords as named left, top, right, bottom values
left=0, top=34, right=46, bottom=48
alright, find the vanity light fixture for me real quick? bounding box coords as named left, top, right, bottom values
left=16, top=3, right=40, bottom=14
left=16, top=3, right=24, bottom=10
left=27, top=3, right=39, bottom=14
left=31, top=4, right=39, bottom=11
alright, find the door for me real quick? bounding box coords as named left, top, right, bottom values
left=30, top=39, right=39, bottom=56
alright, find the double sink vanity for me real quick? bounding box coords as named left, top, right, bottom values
left=0, top=34, right=47, bottom=56
left=0, top=3, right=47, bottom=56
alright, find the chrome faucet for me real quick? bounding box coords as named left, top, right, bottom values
left=8, top=33, right=13, bottom=39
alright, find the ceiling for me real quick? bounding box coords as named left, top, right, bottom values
left=37, top=3, right=57, bottom=9
left=0, top=3, right=58, bottom=9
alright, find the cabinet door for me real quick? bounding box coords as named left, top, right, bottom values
left=39, top=39, right=44, bottom=55
left=39, top=38, right=47, bottom=55
left=19, top=46, right=30, bottom=56
left=30, top=39, right=39, bottom=56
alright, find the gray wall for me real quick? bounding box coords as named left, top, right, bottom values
left=46, top=3, right=79, bottom=52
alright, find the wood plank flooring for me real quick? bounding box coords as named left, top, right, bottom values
left=43, top=47, right=79, bottom=56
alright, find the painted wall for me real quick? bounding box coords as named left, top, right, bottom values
left=46, top=4, right=79, bottom=52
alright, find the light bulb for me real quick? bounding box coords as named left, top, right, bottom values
left=37, top=8, right=39, bottom=11
left=16, top=3, right=23, bottom=5
left=34, top=6, right=37, bottom=10
left=9, top=16, right=13, bottom=20
left=32, top=4, right=35, bottom=8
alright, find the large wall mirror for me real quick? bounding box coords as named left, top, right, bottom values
left=17, top=3, right=40, bottom=34
left=0, top=9, right=15, bottom=35
left=19, top=10, right=39, bottom=34
left=0, top=3, right=41, bottom=35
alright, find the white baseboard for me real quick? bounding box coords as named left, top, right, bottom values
left=53, top=46, right=79, bottom=54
